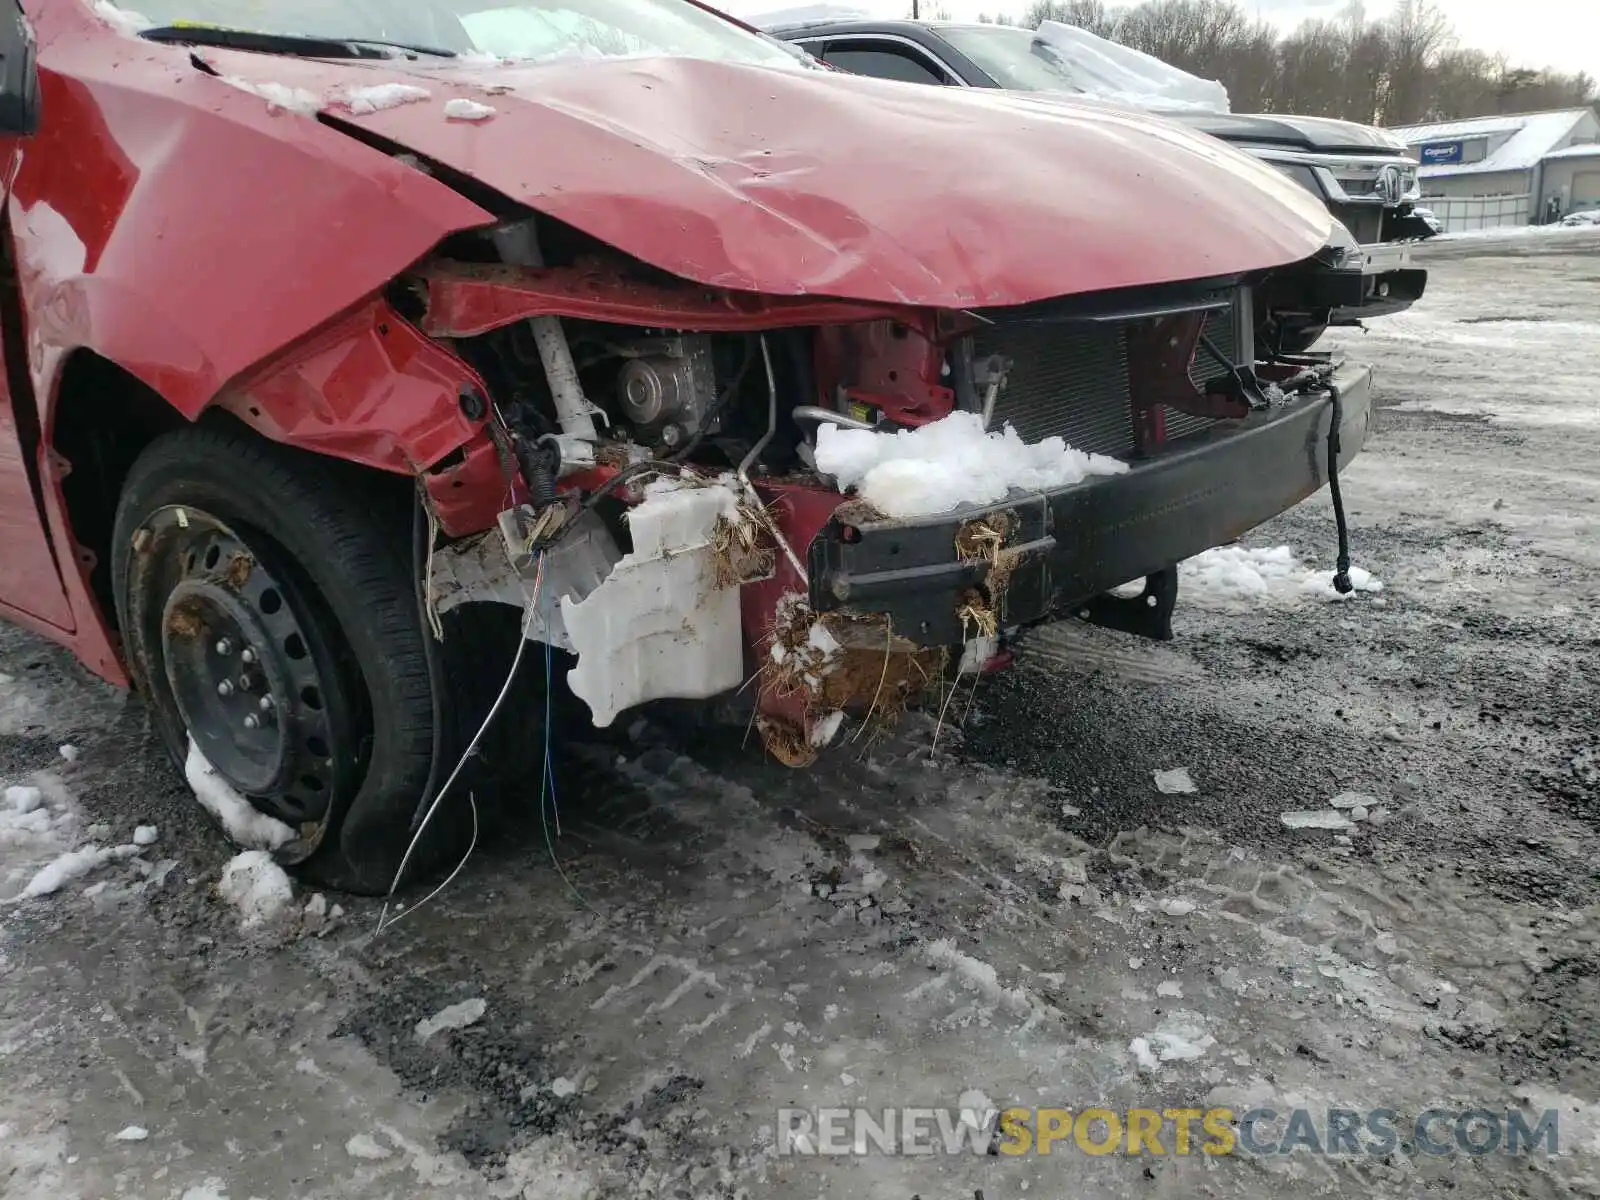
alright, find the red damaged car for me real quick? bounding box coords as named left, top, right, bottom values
left=0, top=0, right=1373, bottom=890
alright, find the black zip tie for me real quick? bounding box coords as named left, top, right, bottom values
left=1325, top=382, right=1354, bottom=595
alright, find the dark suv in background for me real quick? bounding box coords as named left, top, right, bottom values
left=767, top=18, right=1433, bottom=351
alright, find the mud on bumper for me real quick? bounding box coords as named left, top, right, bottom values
left=807, top=359, right=1373, bottom=646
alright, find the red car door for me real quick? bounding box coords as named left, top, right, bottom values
left=0, top=147, right=73, bottom=630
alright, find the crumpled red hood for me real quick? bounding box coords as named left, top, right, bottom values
left=207, top=51, right=1336, bottom=308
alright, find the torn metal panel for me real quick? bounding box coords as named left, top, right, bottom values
left=427, top=509, right=622, bottom=651
left=561, top=482, right=747, bottom=727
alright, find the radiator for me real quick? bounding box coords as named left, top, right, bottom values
left=975, top=301, right=1243, bottom=459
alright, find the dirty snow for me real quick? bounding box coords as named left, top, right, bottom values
left=1152, top=767, right=1196, bottom=794
left=57, top=743, right=79, bottom=763
left=415, top=998, right=487, bottom=1042
left=91, top=0, right=151, bottom=34
left=813, top=410, right=1127, bottom=519
left=185, top=740, right=295, bottom=850
left=132, top=825, right=158, bottom=846
left=1329, top=791, right=1378, bottom=809
left=112, top=1126, right=148, bottom=1142
left=344, top=1133, right=391, bottom=1161
left=443, top=98, right=497, bottom=122
left=1135, top=1012, right=1217, bottom=1062
left=16, top=842, right=141, bottom=899
left=216, top=851, right=295, bottom=930
left=1180, top=543, right=1383, bottom=608
left=1280, top=809, right=1355, bottom=830
left=4, top=785, right=42, bottom=815
left=338, top=83, right=432, bottom=114
left=808, top=710, right=845, bottom=748
left=177, top=1179, right=230, bottom=1200
left=217, top=76, right=321, bottom=117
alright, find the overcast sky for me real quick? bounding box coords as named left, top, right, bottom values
left=731, top=0, right=1600, bottom=83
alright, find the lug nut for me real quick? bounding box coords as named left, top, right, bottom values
left=241, top=648, right=256, bottom=665
left=217, top=680, right=234, bottom=697
left=243, top=714, right=260, bottom=730
left=216, top=638, right=233, bottom=656
left=238, top=674, right=254, bottom=691
left=259, top=695, right=275, bottom=712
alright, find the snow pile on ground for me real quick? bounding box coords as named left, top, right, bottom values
left=921, top=938, right=1051, bottom=1022
left=1281, top=790, right=1387, bottom=831
left=216, top=851, right=295, bottom=931
left=1, top=785, right=50, bottom=842
left=1438, top=221, right=1600, bottom=242
left=1129, top=1012, right=1216, bottom=1071
left=1280, top=809, right=1353, bottom=830
left=339, top=83, right=431, bottom=114
left=17, top=842, right=143, bottom=899
left=1153, top=767, right=1196, bottom=795
left=415, top=997, right=488, bottom=1042
left=3, top=777, right=166, bottom=901
left=185, top=740, right=295, bottom=850
left=219, top=76, right=322, bottom=117
left=814, top=411, right=1128, bottom=519
left=345, top=1132, right=393, bottom=1160
left=444, top=98, right=496, bottom=122
left=1179, top=544, right=1383, bottom=608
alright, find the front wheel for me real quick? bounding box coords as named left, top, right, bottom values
left=111, top=423, right=454, bottom=894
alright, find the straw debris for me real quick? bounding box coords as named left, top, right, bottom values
left=758, top=597, right=947, bottom=761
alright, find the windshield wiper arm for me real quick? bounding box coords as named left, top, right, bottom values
left=140, top=25, right=458, bottom=60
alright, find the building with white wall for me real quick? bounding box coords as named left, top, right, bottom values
left=1388, top=108, right=1600, bottom=230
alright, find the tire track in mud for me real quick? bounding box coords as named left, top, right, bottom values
left=318, top=693, right=1600, bottom=1197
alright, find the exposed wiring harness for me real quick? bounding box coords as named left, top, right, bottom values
left=1324, top=382, right=1354, bottom=594
left=373, top=552, right=547, bottom=935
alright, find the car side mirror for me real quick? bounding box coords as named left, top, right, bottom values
left=0, top=0, right=39, bottom=136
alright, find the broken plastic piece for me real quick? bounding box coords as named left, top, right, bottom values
left=561, top=481, right=745, bottom=725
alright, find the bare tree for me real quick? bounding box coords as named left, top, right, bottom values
left=1020, top=0, right=1118, bottom=35
left=1383, top=0, right=1453, bottom=123
left=993, top=0, right=1597, bottom=123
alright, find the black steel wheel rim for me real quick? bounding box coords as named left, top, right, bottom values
left=131, top=507, right=357, bottom=829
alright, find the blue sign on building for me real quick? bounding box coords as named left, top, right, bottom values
left=1421, top=141, right=1465, bottom=165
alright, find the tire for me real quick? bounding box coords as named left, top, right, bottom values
left=111, top=422, right=458, bottom=895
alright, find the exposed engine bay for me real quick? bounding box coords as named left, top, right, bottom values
left=412, top=213, right=1371, bottom=765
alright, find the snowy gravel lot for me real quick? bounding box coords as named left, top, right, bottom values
left=4, top=232, right=1600, bottom=1199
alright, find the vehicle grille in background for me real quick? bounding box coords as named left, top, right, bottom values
left=1330, top=202, right=1383, bottom=244
left=975, top=307, right=1240, bottom=459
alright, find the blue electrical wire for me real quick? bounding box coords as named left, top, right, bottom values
left=540, top=623, right=598, bottom=914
